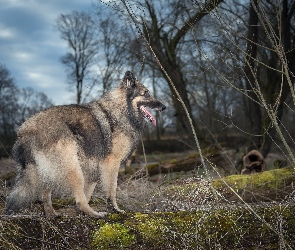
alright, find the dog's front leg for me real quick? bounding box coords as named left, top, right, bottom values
left=107, top=170, right=125, bottom=213
left=100, top=160, right=124, bottom=213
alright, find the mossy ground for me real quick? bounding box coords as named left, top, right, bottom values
left=213, top=167, right=295, bottom=190
left=0, top=204, right=294, bottom=249
left=1, top=156, right=294, bottom=249
left=212, top=167, right=295, bottom=202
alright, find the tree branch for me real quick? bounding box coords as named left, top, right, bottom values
left=170, top=0, right=224, bottom=53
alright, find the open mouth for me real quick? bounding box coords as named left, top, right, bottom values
left=140, top=106, right=156, bottom=126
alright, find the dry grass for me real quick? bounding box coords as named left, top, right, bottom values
left=0, top=171, right=294, bottom=249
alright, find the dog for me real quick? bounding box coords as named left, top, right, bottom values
left=4, top=71, right=166, bottom=217
left=241, top=150, right=265, bottom=174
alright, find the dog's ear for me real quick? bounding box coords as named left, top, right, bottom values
left=122, top=71, right=137, bottom=88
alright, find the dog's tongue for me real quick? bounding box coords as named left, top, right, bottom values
left=140, top=106, right=156, bottom=126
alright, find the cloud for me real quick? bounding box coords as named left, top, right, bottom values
left=0, top=0, right=92, bottom=105
left=0, top=23, right=16, bottom=39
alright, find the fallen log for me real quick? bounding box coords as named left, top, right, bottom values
left=0, top=203, right=294, bottom=249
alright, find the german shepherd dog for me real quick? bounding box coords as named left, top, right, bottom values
left=4, top=71, right=166, bottom=217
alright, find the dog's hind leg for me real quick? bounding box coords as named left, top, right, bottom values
left=84, top=182, right=97, bottom=203
left=42, top=188, right=60, bottom=218
left=68, top=169, right=107, bottom=217
left=52, top=140, right=107, bottom=218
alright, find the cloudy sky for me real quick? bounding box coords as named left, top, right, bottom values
left=0, top=0, right=98, bottom=104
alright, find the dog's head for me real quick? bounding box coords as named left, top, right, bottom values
left=121, top=71, right=166, bottom=126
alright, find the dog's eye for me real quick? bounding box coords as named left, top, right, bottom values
left=144, top=91, right=150, bottom=98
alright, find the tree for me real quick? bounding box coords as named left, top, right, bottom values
left=0, top=64, right=18, bottom=140
left=242, top=0, right=295, bottom=156
left=96, top=0, right=294, bottom=158
left=17, top=87, right=53, bottom=125
left=188, top=0, right=295, bottom=158
left=243, top=0, right=261, bottom=149
left=93, top=8, right=129, bottom=95
left=0, top=64, right=53, bottom=157
left=119, top=0, right=224, bottom=141
left=55, top=11, right=99, bottom=104
left=260, top=0, right=295, bottom=157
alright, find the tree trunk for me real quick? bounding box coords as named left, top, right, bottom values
left=140, top=0, right=224, bottom=144
left=152, top=68, right=160, bottom=140
left=260, top=0, right=295, bottom=157
left=244, top=0, right=261, bottom=149
left=163, top=65, right=196, bottom=140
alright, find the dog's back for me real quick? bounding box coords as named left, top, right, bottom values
left=14, top=105, right=112, bottom=164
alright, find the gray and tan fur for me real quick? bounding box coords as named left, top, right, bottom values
left=4, top=71, right=166, bottom=217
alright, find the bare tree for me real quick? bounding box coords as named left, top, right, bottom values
left=55, top=11, right=99, bottom=104
left=131, top=0, right=224, bottom=140
left=259, top=0, right=295, bottom=156
left=96, top=0, right=295, bottom=158
left=0, top=64, right=54, bottom=157
left=93, top=8, right=129, bottom=95
left=240, top=0, right=295, bottom=156
left=17, top=87, right=53, bottom=124
left=243, top=0, right=261, bottom=149
left=0, top=64, right=18, bottom=139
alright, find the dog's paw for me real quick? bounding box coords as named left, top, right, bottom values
left=115, top=208, right=125, bottom=213
left=94, top=211, right=108, bottom=218
left=44, top=209, right=61, bottom=219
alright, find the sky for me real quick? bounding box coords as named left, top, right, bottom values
left=0, top=0, right=97, bottom=105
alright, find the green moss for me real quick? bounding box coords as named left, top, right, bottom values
left=212, top=167, right=295, bottom=192
left=184, top=152, right=198, bottom=160
left=160, top=167, right=295, bottom=205
left=124, top=165, right=134, bottom=175
left=147, top=163, right=160, bottom=175
left=91, top=223, right=135, bottom=249
left=125, top=206, right=295, bottom=249
left=201, top=145, right=220, bottom=156
left=168, top=158, right=177, bottom=164
left=1, top=205, right=295, bottom=249
left=213, top=174, right=250, bottom=190
left=51, top=196, right=105, bottom=210
left=132, top=213, right=167, bottom=245
left=273, top=158, right=288, bottom=168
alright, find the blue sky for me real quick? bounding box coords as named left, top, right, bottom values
left=0, top=0, right=96, bottom=104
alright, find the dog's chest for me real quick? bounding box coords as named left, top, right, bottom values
left=110, top=132, right=135, bottom=162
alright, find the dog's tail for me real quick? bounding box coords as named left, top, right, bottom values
left=3, top=165, right=39, bottom=215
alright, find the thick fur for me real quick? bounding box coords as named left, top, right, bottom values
left=241, top=150, right=265, bottom=174
left=4, top=71, right=166, bottom=217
